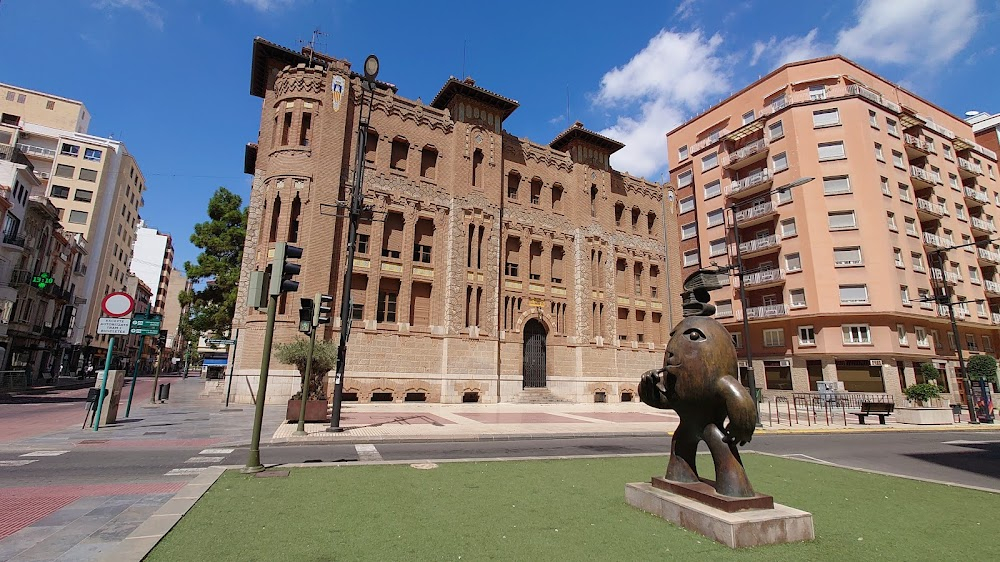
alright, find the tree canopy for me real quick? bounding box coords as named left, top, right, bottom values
left=179, top=187, right=248, bottom=338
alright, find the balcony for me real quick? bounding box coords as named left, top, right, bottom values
left=15, top=143, right=56, bottom=160
left=978, top=248, right=1000, bottom=266
left=964, top=186, right=989, bottom=206
left=904, top=133, right=935, bottom=156
left=8, top=269, right=32, bottom=287
left=736, top=234, right=781, bottom=258
left=939, top=305, right=969, bottom=320
left=910, top=166, right=940, bottom=188
left=0, top=145, right=35, bottom=174
left=916, top=198, right=947, bottom=219
left=930, top=268, right=959, bottom=285
left=993, top=312, right=1000, bottom=325
left=846, top=84, right=901, bottom=112
left=733, top=200, right=777, bottom=227
left=726, top=168, right=772, bottom=198
left=739, top=303, right=789, bottom=320
left=958, top=157, right=984, bottom=178
left=722, top=138, right=769, bottom=170
left=2, top=231, right=26, bottom=248
left=986, top=280, right=1000, bottom=296
left=73, top=263, right=88, bottom=276
left=922, top=232, right=953, bottom=249
left=740, top=268, right=785, bottom=289
left=970, top=216, right=996, bottom=235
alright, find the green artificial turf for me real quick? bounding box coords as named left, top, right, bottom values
left=146, top=454, right=998, bottom=561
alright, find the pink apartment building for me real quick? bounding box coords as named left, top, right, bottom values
left=667, top=56, right=1000, bottom=404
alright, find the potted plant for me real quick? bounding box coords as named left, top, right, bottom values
left=903, top=383, right=941, bottom=407
left=917, top=362, right=940, bottom=385
left=898, top=382, right=952, bottom=425
left=276, top=339, right=338, bottom=422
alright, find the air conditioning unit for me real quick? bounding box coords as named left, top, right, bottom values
left=870, top=359, right=883, bottom=367
left=779, top=359, right=792, bottom=367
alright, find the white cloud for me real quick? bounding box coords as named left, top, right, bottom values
left=228, top=0, right=297, bottom=11
left=94, top=0, right=164, bottom=30
left=835, top=0, right=979, bottom=65
left=674, top=0, right=698, bottom=20
left=751, top=29, right=825, bottom=67
left=595, top=30, right=732, bottom=177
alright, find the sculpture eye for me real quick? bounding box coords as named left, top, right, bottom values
left=684, top=328, right=706, bottom=341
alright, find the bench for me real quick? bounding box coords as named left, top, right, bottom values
left=851, top=402, right=894, bottom=425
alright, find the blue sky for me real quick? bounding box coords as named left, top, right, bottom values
left=1, top=0, right=997, bottom=270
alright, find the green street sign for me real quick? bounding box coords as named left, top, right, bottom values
left=130, top=314, right=162, bottom=335
left=31, top=272, right=54, bottom=289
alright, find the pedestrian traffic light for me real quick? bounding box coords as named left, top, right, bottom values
left=313, top=293, right=333, bottom=326
left=299, top=297, right=314, bottom=333
left=269, top=242, right=303, bottom=295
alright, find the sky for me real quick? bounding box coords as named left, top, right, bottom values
left=1, top=0, right=998, bottom=270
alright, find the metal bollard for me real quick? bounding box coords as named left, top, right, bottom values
left=157, top=382, right=171, bottom=401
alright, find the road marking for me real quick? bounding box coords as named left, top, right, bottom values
left=0, top=460, right=38, bottom=466
left=20, top=450, right=70, bottom=457
left=165, top=467, right=208, bottom=476
left=185, top=456, right=225, bottom=463
left=355, top=444, right=383, bottom=462
left=943, top=439, right=1000, bottom=445
left=781, top=453, right=833, bottom=465
left=200, top=448, right=235, bottom=455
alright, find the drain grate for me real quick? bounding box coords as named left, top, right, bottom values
left=144, top=431, right=167, bottom=435
left=79, top=439, right=109, bottom=444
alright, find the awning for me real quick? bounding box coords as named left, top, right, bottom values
left=202, top=358, right=228, bottom=366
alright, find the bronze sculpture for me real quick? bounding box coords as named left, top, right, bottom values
left=639, top=283, right=758, bottom=499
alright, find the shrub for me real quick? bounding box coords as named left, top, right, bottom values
left=966, top=354, right=998, bottom=385
left=903, top=383, right=941, bottom=404
left=275, top=339, right=339, bottom=401
left=917, top=362, right=940, bottom=383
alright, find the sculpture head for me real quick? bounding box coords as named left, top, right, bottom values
left=663, top=315, right=738, bottom=398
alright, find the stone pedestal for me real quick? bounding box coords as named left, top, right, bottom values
left=93, top=370, right=125, bottom=425
left=625, top=482, right=814, bottom=549
left=895, top=407, right=953, bottom=425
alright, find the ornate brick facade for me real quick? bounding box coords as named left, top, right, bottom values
left=230, top=38, right=682, bottom=404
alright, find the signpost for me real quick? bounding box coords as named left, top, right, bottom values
left=204, top=334, right=240, bottom=407
left=94, top=292, right=135, bottom=431
left=126, top=311, right=161, bottom=417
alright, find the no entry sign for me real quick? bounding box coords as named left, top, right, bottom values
left=101, top=292, right=135, bottom=317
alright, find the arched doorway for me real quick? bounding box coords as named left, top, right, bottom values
left=522, top=319, right=547, bottom=388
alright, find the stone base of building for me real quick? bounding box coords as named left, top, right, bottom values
left=625, top=482, right=814, bottom=549
left=895, top=407, right=954, bottom=425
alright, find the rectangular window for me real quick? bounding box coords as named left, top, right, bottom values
left=83, top=148, right=102, bottom=161
left=790, top=288, right=806, bottom=308
left=768, top=121, right=784, bottom=140
left=701, top=152, right=718, bottom=171
left=869, top=110, right=878, bottom=127
left=839, top=284, right=869, bottom=305
left=731, top=332, right=742, bottom=348
left=943, top=145, right=953, bottom=161
left=376, top=290, right=398, bottom=323
left=881, top=176, right=891, bottom=196
left=886, top=118, right=898, bottom=136
left=984, top=336, right=993, bottom=352
left=955, top=203, right=965, bottom=220
left=785, top=253, right=802, bottom=272
left=904, top=217, right=917, bottom=235
left=677, top=170, right=693, bottom=188
left=61, top=143, right=79, bottom=157
left=818, top=141, right=846, bottom=161
left=681, top=223, right=697, bottom=240
left=828, top=211, right=857, bottom=230
left=842, top=324, right=872, bottom=344
left=833, top=247, right=862, bottom=266
left=413, top=244, right=432, bottom=263
left=894, top=248, right=904, bottom=267
left=709, top=238, right=727, bottom=257
left=50, top=185, right=70, bottom=199
left=892, top=150, right=904, bottom=168
left=900, top=285, right=910, bottom=305
left=916, top=327, right=929, bottom=347
left=875, top=143, right=884, bottom=161
left=911, top=252, right=924, bottom=271
left=780, top=218, right=797, bottom=237
left=898, top=324, right=908, bottom=345
left=356, top=233, right=370, bottom=254
left=704, top=180, right=721, bottom=199
left=68, top=210, right=88, bottom=224
left=678, top=145, right=688, bottom=160
left=715, top=300, right=733, bottom=317
left=799, top=326, right=815, bottom=345
left=887, top=212, right=897, bottom=231
left=742, top=110, right=755, bottom=125
left=969, top=265, right=980, bottom=283
left=898, top=183, right=911, bottom=202
left=55, top=164, right=74, bottom=178
left=808, top=85, right=826, bottom=100
left=948, top=174, right=959, bottom=189
left=74, top=189, right=93, bottom=202
left=683, top=249, right=699, bottom=267
left=79, top=168, right=98, bottom=182
left=679, top=196, right=695, bottom=214
left=812, top=108, right=840, bottom=127
left=823, top=175, right=851, bottom=195
left=706, top=208, right=724, bottom=227
left=764, top=328, right=784, bottom=347
left=772, top=152, right=788, bottom=172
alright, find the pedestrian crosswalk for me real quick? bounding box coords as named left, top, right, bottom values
left=164, top=448, right=235, bottom=475
left=0, top=450, right=70, bottom=468
left=355, top=444, right=383, bottom=462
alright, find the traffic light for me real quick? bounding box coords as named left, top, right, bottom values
left=299, top=298, right=314, bottom=333
left=313, top=293, right=333, bottom=326
left=269, top=242, right=303, bottom=295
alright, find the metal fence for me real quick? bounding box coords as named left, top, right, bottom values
left=0, top=370, right=29, bottom=393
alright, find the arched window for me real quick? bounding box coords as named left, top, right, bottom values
left=631, top=207, right=641, bottom=231
left=268, top=194, right=281, bottom=243
left=365, top=128, right=378, bottom=162
left=507, top=171, right=520, bottom=200
left=552, top=183, right=563, bottom=212
left=420, top=145, right=438, bottom=179
left=287, top=194, right=301, bottom=243
left=530, top=177, right=542, bottom=205
left=647, top=211, right=657, bottom=234
left=391, top=136, right=409, bottom=171
left=472, top=149, right=483, bottom=187
left=614, top=202, right=625, bottom=227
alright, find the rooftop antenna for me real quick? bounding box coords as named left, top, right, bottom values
left=300, top=28, right=324, bottom=66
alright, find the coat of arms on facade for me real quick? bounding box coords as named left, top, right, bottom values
left=331, top=76, right=345, bottom=112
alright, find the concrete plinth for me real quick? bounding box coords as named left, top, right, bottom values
left=625, top=482, right=814, bottom=549
left=895, top=407, right=953, bottom=425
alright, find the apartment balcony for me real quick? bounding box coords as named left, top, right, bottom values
left=939, top=305, right=969, bottom=320
left=740, top=268, right=785, bottom=290
left=691, top=129, right=728, bottom=154
left=910, top=166, right=940, bottom=188
left=1, top=231, right=26, bottom=248
left=737, top=303, right=789, bottom=321
left=970, top=216, right=996, bottom=235
left=978, top=248, right=1000, bottom=266
left=985, top=279, right=1000, bottom=296
left=916, top=198, right=947, bottom=220
left=846, top=84, right=901, bottom=112
left=733, top=200, right=777, bottom=227
left=8, top=269, right=32, bottom=288
left=930, top=268, right=959, bottom=285
left=958, top=157, right=984, bottom=178
left=993, top=312, right=1000, bottom=325
left=15, top=143, right=56, bottom=160
left=736, top=234, right=781, bottom=258
left=726, top=168, right=772, bottom=199
left=964, top=186, right=989, bottom=207
left=722, top=138, right=769, bottom=170
left=904, top=133, right=935, bottom=157
left=922, top=232, right=953, bottom=250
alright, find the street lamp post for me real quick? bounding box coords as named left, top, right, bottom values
left=329, top=55, right=380, bottom=432
left=729, top=176, right=813, bottom=427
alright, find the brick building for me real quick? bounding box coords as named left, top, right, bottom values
left=231, top=38, right=682, bottom=404
left=668, top=55, right=1000, bottom=404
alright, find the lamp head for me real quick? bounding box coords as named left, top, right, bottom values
left=363, top=55, right=379, bottom=81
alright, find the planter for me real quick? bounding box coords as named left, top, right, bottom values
left=286, top=399, right=329, bottom=422
left=896, top=407, right=953, bottom=425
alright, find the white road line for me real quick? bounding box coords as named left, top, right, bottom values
left=355, top=444, right=383, bottom=462
left=942, top=439, right=1000, bottom=445
left=782, top=453, right=834, bottom=465
left=185, top=456, right=225, bottom=464
left=200, top=448, right=235, bottom=455
left=20, top=451, right=70, bottom=457
left=165, top=467, right=208, bottom=476
left=0, top=460, right=38, bottom=467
